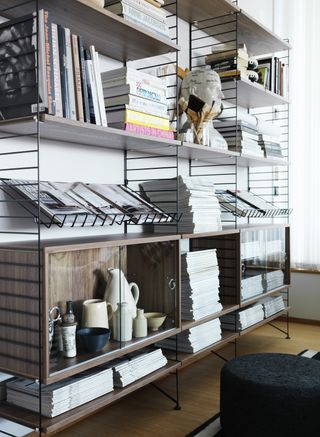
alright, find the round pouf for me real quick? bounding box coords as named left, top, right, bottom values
left=220, top=353, right=320, bottom=437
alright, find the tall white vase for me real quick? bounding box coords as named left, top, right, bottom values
left=113, top=302, right=132, bottom=342
left=104, top=268, right=140, bottom=318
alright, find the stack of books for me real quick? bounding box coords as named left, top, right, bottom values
left=102, top=67, right=173, bottom=139
left=0, top=10, right=106, bottom=125
left=140, top=176, right=222, bottom=233
left=214, top=120, right=263, bottom=157
left=111, top=349, right=167, bottom=388
left=0, top=372, right=14, bottom=401
left=6, top=366, right=114, bottom=418
left=181, top=249, right=222, bottom=320
left=258, top=133, right=284, bottom=159
left=241, top=240, right=262, bottom=260
left=260, top=296, right=286, bottom=318
left=157, top=319, right=222, bottom=353
left=257, top=57, right=288, bottom=97
left=241, top=272, right=264, bottom=300
left=221, top=304, right=264, bottom=331
left=264, top=270, right=284, bottom=291
left=105, top=0, right=170, bottom=39
left=205, top=43, right=249, bottom=80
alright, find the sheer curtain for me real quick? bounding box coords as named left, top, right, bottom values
left=275, top=0, right=320, bottom=269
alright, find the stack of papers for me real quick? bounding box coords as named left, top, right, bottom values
left=0, top=371, right=14, bottom=400
left=260, top=296, right=286, bottom=318
left=264, top=270, right=284, bottom=291
left=241, top=271, right=264, bottom=300
left=6, top=366, right=113, bottom=418
left=221, top=304, right=264, bottom=331
left=140, top=176, right=222, bottom=233
left=181, top=249, right=222, bottom=320
left=157, top=319, right=222, bottom=353
left=112, top=349, right=167, bottom=388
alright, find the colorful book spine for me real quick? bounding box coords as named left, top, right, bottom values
left=51, top=23, right=63, bottom=117
left=78, top=36, right=91, bottom=123
left=38, top=10, right=49, bottom=112
left=71, top=34, right=84, bottom=122
left=44, top=10, right=55, bottom=114
left=105, top=95, right=168, bottom=118
left=124, top=122, right=174, bottom=139
left=103, top=81, right=166, bottom=105
left=118, top=109, right=170, bottom=129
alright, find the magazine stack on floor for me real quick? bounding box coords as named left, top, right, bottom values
left=221, top=304, right=264, bottom=331
left=111, top=349, right=167, bottom=388
left=6, top=367, right=114, bottom=418
left=181, top=249, right=222, bottom=320
left=260, top=296, right=285, bottom=318
left=140, top=175, right=222, bottom=233
left=157, top=319, right=222, bottom=353
left=102, top=66, right=173, bottom=139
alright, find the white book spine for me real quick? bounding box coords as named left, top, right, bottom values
left=106, top=95, right=168, bottom=118
left=108, top=0, right=167, bottom=22
left=86, top=60, right=101, bottom=125
left=90, top=46, right=108, bottom=126
left=104, top=81, right=167, bottom=105
left=64, top=28, right=77, bottom=120
left=121, top=5, right=169, bottom=35
left=51, top=23, right=63, bottom=117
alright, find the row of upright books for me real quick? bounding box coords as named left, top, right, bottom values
left=5, top=348, right=168, bottom=418
left=104, top=0, right=170, bottom=39
left=0, top=10, right=106, bottom=125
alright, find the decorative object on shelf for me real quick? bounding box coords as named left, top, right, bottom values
left=87, top=0, right=105, bottom=8
left=76, top=327, right=111, bottom=352
left=105, top=268, right=140, bottom=318
left=179, top=68, right=224, bottom=144
left=62, top=300, right=76, bottom=325
left=48, top=306, right=61, bottom=354
left=133, top=308, right=148, bottom=338
left=61, top=322, right=77, bottom=358
left=144, top=312, right=167, bottom=331
left=82, top=299, right=113, bottom=329
left=112, top=302, right=133, bottom=342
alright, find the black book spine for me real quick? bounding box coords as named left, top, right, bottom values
left=84, top=49, right=95, bottom=123
left=57, top=24, right=69, bottom=118
left=78, top=36, right=91, bottom=123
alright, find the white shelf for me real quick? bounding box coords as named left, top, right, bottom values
left=222, top=76, right=289, bottom=109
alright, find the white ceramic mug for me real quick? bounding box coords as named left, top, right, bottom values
left=82, top=299, right=113, bottom=329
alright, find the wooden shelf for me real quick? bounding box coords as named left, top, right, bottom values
left=1, top=0, right=179, bottom=61
left=239, top=307, right=290, bottom=336
left=166, top=0, right=289, bottom=56
left=0, top=361, right=180, bottom=434
left=181, top=304, right=240, bottom=331
left=240, top=285, right=290, bottom=307
left=182, top=229, right=239, bottom=239
left=49, top=328, right=180, bottom=384
left=222, top=76, right=289, bottom=109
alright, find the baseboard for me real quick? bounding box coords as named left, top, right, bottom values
left=278, top=316, right=320, bottom=326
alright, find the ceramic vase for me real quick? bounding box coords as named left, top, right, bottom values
left=87, top=0, right=105, bottom=8
left=133, top=308, right=147, bottom=338
left=104, top=268, right=140, bottom=318
left=112, top=302, right=132, bottom=342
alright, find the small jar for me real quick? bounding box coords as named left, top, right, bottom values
left=133, top=308, right=147, bottom=338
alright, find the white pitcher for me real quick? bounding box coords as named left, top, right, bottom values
left=104, top=268, right=139, bottom=318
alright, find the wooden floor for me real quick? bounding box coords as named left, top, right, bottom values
left=54, top=321, right=320, bottom=436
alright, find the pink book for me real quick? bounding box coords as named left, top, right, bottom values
left=124, top=123, right=175, bottom=140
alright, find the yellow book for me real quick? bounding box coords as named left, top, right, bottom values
left=107, top=109, right=171, bottom=130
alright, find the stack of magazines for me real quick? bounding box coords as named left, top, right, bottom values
left=221, top=304, right=264, bottom=331
left=264, top=270, right=284, bottom=291
left=1, top=179, right=170, bottom=227
left=140, top=176, right=222, bottom=233
left=260, top=296, right=285, bottom=318
left=181, top=249, right=222, bottom=320
left=6, top=366, right=114, bottom=418
left=241, top=271, right=264, bottom=300
left=111, top=349, right=167, bottom=388
left=104, top=0, right=170, bottom=39
left=157, top=319, right=222, bottom=353
left=102, top=67, right=173, bottom=139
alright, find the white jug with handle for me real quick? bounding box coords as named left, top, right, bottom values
left=104, top=268, right=140, bottom=318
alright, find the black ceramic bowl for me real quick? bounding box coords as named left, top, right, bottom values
left=77, top=327, right=110, bottom=352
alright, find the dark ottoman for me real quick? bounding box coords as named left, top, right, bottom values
left=220, top=353, right=320, bottom=437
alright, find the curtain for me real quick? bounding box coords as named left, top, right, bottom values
left=275, top=0, right=320, bottom=269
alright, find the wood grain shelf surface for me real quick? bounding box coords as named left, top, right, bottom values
left=240, top=284, right=291, bottom=307
left=0, top=361, right=180, bottom=434
left=1, top=0, right=179, bottom=61
left=49, top=328, right=180, bottom=384
left=239, top=307, right=290, bottom=336
left=181, top=304, right=240, bottom=331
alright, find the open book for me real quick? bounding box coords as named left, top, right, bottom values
left=0, top=179, right=172, bottom=226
